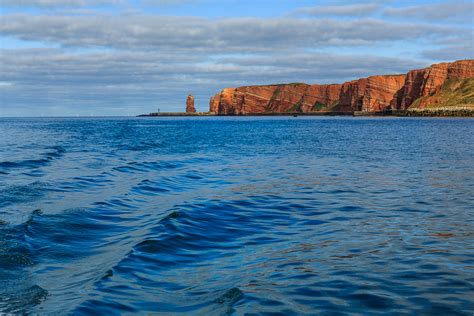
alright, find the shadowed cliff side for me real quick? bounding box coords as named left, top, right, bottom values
left=210, top=60, right=474, bottom=115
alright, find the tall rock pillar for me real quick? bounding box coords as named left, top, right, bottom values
left=186, top=95, right=196, bottom=113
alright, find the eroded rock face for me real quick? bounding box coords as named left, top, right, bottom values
left=186, top=95, right=196, bottom=113
left=392, top=60, right=474, bottom=110
left=209, top=60, right=474, bottom=114
left=337, top=75, right=406, bottom=112
left=209, top=76, right=405, bottom=114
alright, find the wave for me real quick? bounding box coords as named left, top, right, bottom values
left=0, top=146, right=66, bottom=174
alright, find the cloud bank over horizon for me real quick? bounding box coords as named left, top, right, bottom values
left=1, top=0, right=473, bottom=116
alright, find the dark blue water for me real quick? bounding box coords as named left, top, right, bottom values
left=1, top=117, right=473, bottom=315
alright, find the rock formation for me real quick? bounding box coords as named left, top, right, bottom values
left=209, top=60, right=474, bottom=114
left=391, top=60, right=474, bottom=110
left=186, top=95, right=196, bottom=113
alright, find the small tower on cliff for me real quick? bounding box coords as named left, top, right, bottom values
left=186, top=95, right=196, bottom=113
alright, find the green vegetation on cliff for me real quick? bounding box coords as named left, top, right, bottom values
left=266, top=86, right=282, bottom=112
left=312, top=102, right=327, bottom=111
left=410, top=78, right=474, bottom=109
left=287, top=99, right=303, bottom=112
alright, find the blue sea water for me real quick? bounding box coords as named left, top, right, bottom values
left=0, top=116, right=473, bottom=315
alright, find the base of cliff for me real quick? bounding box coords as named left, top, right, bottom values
left=138, top=112, right=216, bottom=117
left=232, top=111, right=354, bottom=116
left=396, top=107, right=474, bottom=117
left=138, top=111, right=353, bottom=117
left=138, top=109, right=474, bottom=117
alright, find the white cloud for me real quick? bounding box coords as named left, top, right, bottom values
left=423, top=44, right=474, bottom=60
left=293, top=3, right=381, bottom=17
left=383, top=1, right=474, bottom=23
left=0, top=14, right=458, bottom=52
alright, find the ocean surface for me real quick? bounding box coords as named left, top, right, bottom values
left=0, top=116, right=473, bottom=315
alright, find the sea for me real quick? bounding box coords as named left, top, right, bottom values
left=0, top=116, right=473, bottom=315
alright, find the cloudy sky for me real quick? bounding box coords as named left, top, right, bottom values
left=0, top=0, right=473, bottom=116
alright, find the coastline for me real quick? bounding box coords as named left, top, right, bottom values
left=141, top=60, right=473, bottom=119
left=139, top=108, right=474, bottom=118
left=137, top=112, right=216, bottom=117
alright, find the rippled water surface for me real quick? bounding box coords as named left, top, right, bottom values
left=1, top=117, right=473, bottom=315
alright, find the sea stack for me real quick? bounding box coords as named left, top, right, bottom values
left=186, top=95, right=196, bottom=113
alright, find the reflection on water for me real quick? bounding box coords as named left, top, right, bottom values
left=0, top=117, right=473, bottom=314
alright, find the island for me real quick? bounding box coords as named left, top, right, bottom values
left=140, top=59, right=474, bottom=117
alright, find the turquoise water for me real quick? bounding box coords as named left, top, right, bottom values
left=0, top=117, right=473, bottom=314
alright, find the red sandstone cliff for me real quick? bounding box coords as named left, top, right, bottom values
left=391, top=60, right=474, bottom=110
left=209, top=60, right=474, bottom=114
left=186, top=95, right=196, bottom=113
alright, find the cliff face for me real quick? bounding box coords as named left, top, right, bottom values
left=209, top=60, right=474, bottom=114
left=392, top=60, right=474, bottom=110
left=338, top=75, right=406, bottom=112
left=408, top=77, right=474, bottom=109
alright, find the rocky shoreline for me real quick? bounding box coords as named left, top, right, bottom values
left=398, top=107, right=474, bottom=117
left=138, top=112, right=215, bottom=117
left=139, top=109, right=474, bottom=117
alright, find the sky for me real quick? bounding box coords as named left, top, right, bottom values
left=0, top=0, right=473, bottom=116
